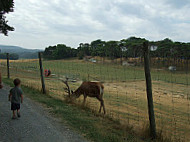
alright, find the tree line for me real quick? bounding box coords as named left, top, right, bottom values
left=0, top=53, right=19, bottom=60
left=43, top=37, right=190, bottom=60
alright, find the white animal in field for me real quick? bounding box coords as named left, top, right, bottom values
left=168, top=66, right=176, bottom=71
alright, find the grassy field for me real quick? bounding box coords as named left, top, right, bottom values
left=2, top=78, right=144, bottom=142
left=0, top=59, right=190, bottom=142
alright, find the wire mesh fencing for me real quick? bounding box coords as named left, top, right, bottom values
left=0, top=59, right=41, bottom=91
left=0, top=43, right=189, bottom=142
left=149, top=46, right=190, bottom=141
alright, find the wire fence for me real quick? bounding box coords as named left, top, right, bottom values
left=0, top=44, right=190, bottom=141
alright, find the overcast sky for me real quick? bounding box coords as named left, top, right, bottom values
left=0, top=0, right=190, bottom=49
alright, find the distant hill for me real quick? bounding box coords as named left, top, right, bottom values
left=0, top=45, right=43, bottom=59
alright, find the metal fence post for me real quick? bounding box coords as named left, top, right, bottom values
left=38, top=52, right=46, bottom=94
left=6, top=53, right=10, bottom=79
left=143, top=41, right=157, bottom=139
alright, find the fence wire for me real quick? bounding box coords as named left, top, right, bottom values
left=0, top=44, right=190, bottom=142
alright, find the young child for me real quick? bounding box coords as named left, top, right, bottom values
left=9, top=78, right=23, bottom=119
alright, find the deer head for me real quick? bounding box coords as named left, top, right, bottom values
left=70, top=90, right=81, bottom=98
left=60, top=77, right=71, bottom=97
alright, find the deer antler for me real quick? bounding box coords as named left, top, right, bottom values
left=60, top=77, right=71, bottom=97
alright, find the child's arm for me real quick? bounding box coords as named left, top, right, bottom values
left=21, top=94, right=23, bottom=103
left=8, top=93, right=12, bottom=101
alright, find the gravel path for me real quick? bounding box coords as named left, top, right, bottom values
left=0, top=85, right=87, bottom=142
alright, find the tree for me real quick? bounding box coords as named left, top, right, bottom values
left=90, top=39, right=106, bottom=57
left=0, top=0, right=14, bottom=88
left=43, top=36, right=190, bottom=68
left=105, top=41, right=120, bottom=60
left=77, top=43, right=91, bottom=56
left=0, top=53, right=19, bottom=60
left=43, top=44, right=77, bottom=60
left=43, top=46, right=57, bottom=59
left=0, top=0, right=14, bottom=36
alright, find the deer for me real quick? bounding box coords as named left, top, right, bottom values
left=61, top=78, right=106, bottom=114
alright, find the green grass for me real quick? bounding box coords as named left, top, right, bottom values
left=1, top=59, right=190, bottom=142
left=3, top=78, right=145, bottom=142
left=3, top=59, right=189, bottom=85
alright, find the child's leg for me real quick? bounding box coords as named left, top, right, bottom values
left=17, top=109, right=21, bottom=117
left=12, top=110, right=16, bottom=118
left=11, top=103, right=16, bottom=119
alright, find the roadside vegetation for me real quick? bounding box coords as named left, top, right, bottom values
left=0, top=57, right=189, bottom=142
left=3, top=78, right=146, bottom=142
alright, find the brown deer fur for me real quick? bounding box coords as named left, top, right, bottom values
left=72, top=82, right=106, bottom=114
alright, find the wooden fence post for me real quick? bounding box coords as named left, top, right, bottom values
left=6, top=53, right=10, bottom=79
left=38, top=52, right=46, bottom=94
left=143, top=41, right=157, bottom=139
left=0, top=72, right=2, bottom=89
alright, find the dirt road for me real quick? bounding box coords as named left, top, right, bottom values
left=0, top=85, right=87, bottom=142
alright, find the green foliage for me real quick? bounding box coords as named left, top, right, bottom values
left=77, top=51, right=84, bottom=60
left=19, top=52, right=38, bottom=59
left=43, top=44, right=77, bottom=60
left=90, top=39, right=106, bottom=57
left=43, top=37, right=190, bottom=60
left=105, top=40, right=120, bottom=59
left=0, top=0, right=14, bottom=36
left=0, top=53, right=19, bottom=60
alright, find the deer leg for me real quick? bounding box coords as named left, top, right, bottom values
left=99, top=100, right=106, bottom=114
left=83, top=95, right=87, bottom=105
left=102, top=100, right=106, bottom=114
left=97, top=97, right=105, bottom=113
left=96, top=97, right=102, bottom=113
left=100, top=90, right=106, bottom=114
left=99, top=102, right=102, bottom=113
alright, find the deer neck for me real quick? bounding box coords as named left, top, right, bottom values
left=74, top=88, right=83, bottom=97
